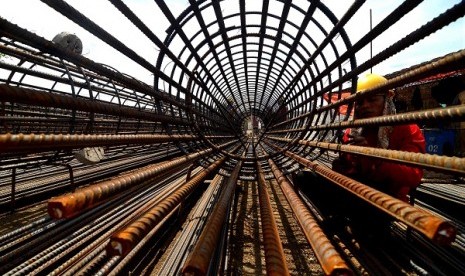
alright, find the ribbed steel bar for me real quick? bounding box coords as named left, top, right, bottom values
left=316, top=98, right=465, bottom=130
left=267, top=158, right=352, bottom=276
left=271, top=36, right=465, bottom=131
left=268, top=136, right=465, bottom=175
left=47, top=145, right=226, bottom=219
left=156, top=173, right=223, bottom=276
left=0, top=84, right=189, bottom=126
left=10, top=170, right=188, bottom=275
left=0, top=147, right=179, bottom=204
left=269, top=0, right=363, bottom=108
left=0, top=18, right=178, bottom=108
left=0, top=18, right=229, bottom=131
left=107, top=156, right=227, bottom=257
left=0, top=61, right=88, bottom=89
left=182, top=158, right=243, bottom=275
left=0, top=54, right=227, bottom=133
left=51, top=168, right=184, bottom=275
left=0, top=44, right=109, bottom=84
left=0, top=133, right=230, bottom=154
left=104, top=168, right=201, bottom=275
left=314, top=48, right=465, bottom=118
left=280, top=0, right=464, bottom=117
left=269, top=104, right=465, bottom=135
left=39, top=0, right=187, bottom=94
left=256, top=160, right=290, bottom=276
left=0, top=133, right=200, bottom=153
left=34, top=1, right=228, bottom=123
left=267, top=143, right=456, bottom=245
left=108, top=206, right=180, bottom=275
left=155, top=0, right=243, bottom=122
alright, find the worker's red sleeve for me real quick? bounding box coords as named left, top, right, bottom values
left=332, top=129, right=359, bottom=176
left=333, top=125, right=425, bottom=201
left=366, top=125, right=426, bottom=199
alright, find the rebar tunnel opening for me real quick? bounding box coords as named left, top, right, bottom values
left=1, top=0, right=465, bottom=275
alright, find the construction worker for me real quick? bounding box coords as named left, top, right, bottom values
left=293, top=73, right=425, bottom=237
left=332, top=73, right=426, bottom=202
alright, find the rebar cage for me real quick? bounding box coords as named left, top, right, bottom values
left=0, top=0, right=465, bottom=274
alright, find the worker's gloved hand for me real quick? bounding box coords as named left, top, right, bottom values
left=332, top=157, right=358, bottom=176
left=346, top=129, right=368, bottom=146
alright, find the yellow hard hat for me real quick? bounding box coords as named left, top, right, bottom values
left=356, top=73, right=388, bottom=93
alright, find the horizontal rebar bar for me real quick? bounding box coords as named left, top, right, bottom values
left=0, top=84, right=190, bottom=126
left=182, top=158, right=243, bottom=275
left=267, top=142, right=456, bottom=245
left=256, top=160, right=290, bottom=276
left=0, top=133, right=231, bottom=153
left=0, top=133, right=197, bottom=153
left=107, top=157, right=227, bottom=257
left=268, top=100, right=465, bottom=135
left=271, top=48, right=465, bottom=130
left=268, top=136, right=465, bottom=175
left=267, top=158, right=352, bottom=276
left=47, top=148, right=216, bottom=219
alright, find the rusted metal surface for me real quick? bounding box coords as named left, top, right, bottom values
left=268, top=104, right=465, bottom=135
left=0, top=84, right=190, bottom=126
left=0, top=133, right=205, bottom=153
left=107, top=157, right=227, bottom=257
left=256, top=161, right=290, bottom=276
left=268, top=136, right=465, bottom=176
left=106, top=168, right=206, bottom=275
left=0, top=41, right=229, bottom=134
left=0, top=0, right=464, bottom=274
left=182, top=159, right=243, bottom=276
left=267, top=158, right=352, bottom=276
left=0, top=17, right=185, bottom=110
left=318, top=104, right=465, bottom=131
left=270, top=38, right=465, bottom=132
left=274, top=144, right=456, bottom=245
left=47, top=148, right=215, bottom=219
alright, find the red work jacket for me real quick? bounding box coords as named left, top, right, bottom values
left=334, top=124, right=426, bottom=202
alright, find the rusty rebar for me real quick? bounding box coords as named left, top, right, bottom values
left=268, top=143, right=456, bottom=245
left=270, top=48, right=465, bottom=131
left=317, top=105, right=465, bottom=131
left=0, top=133, right=200, bottom=153
left=0, top=84, right=189, bottom=126
left=267, top=158, right=352, bottom=276
left=0, top=16, right=179, bottom=107
left=268, top=136, right=465, bottom=176
left=47, top=148, right=215, bottom=219
left=256, top=161, right=290, bottom=276
left=0, top=19, right=228, bottom=127
left=287, top=1, right=465, bottom=117
left=268, top=104, right=465, bottom=135
left=182, top=159, right=243, bottom=275
left=0, top=133, right=229, bottom=153
left=107, top=157, right=227, bottom=257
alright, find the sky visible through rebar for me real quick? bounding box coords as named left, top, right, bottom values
left=1, top=0, right=463, bottom=85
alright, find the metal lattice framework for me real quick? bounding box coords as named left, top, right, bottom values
left=1, top=1, right=464, bottom=177
left=1, top=0, right=465, bottom=274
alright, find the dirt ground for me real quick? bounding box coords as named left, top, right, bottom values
left=226, top=180, right=323, bottom=275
